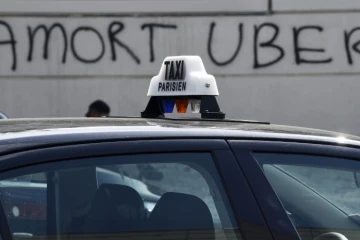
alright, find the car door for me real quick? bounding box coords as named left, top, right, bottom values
left=0, top=139, right=272, bottom=240
left=229, top=140, right=360, bottom=240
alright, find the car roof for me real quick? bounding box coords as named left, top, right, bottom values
left=0, top=117, right=359, bottom=154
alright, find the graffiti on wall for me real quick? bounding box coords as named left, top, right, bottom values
left=0, top=16, right=359, bottom=75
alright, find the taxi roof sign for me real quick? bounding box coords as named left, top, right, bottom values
left=142, top=55, right=225, bottom=119
left=147, top=56, right=219, bottom=97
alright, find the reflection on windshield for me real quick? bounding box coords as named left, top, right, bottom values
left=276, top=164, right=360, bottom=215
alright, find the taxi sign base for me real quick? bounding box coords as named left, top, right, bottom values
left=199, top=96, right=225, bottom=119
left=141, top=97, right=165, bottom=118
left=141, top=96, right=225, bottom=119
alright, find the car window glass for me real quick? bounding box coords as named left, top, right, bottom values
left=253, top=153, right=360, bottom=240
left=0, top=174, right=47, bottom=235
left=0, top=152, right=240, bottom=240
left=276, top=164, right=360, bottom=215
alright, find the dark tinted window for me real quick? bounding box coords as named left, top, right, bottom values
left=253, top=153, right=360, bottom=240
left=0, top=153, right=240, bottom=240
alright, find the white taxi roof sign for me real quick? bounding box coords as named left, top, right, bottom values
left=147, top=56, right=219, bottom=97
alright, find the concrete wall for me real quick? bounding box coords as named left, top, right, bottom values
left=1, top=0, right=360, bottom=135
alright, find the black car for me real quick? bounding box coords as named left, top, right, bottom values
left=1, top=56, right=360, bottom=240
left=0, top=117, right=360, bottom=240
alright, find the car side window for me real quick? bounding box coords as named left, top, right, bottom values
left=253, top=153, right=360, bottom=240
left=0, top=152, right=240, bottom=240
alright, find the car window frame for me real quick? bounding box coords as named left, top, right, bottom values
left=229, top=140, right=360, bottom=240
left=0, top=138, right=271, bottom=240
left=0, top=199, right=11, bottom=240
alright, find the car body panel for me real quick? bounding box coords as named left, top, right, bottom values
left=0, top=139, right=228, bottom=173
left=229, top=141, right=300, bottom=240
left=0, top=118, right=358, bottom=156
left=1, top=118, right=360, bottom=240
left=213, top=149, right=274, bottom=240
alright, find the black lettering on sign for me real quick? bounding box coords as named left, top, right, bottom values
left=108, top=21, right=140, bottom=64
left=253, top=23, right=285, bottom=69
left=164, top=61, right=170, bottom=79
left=141, top=23, right=177, bottom=62
left=293, top=26, right=332, bottom=64
left=181, top=60, right=184, bottom=79
left=169, top=61, right=175, bottom=79
left=174, top=60, right=182, bottom=79
left=158, top=81, right=187, bottom=92
left=207, top=22, right=244, bottom=66
left=27, top=23, right=67, bottom=63
left=164, top=60, right=184, bottom=80
left=344, top=27, right=360, bottom=65
left=71, top=26, right=105, bottom=63
left=182, top=82, right=186, bottom=91
left=0, top=20, right=17, bottom=71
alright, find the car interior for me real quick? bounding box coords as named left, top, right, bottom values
left=0, top=158, right=239, bottom=240
left=261, top=164, right=360, bottom=240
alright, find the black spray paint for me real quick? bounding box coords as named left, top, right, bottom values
left=141, top=23, right=177, bottom=62
left=253, top=23, right=285, bottom=69
left=207, top=22, right=243, bottom=66
left=0, top=20, right=359, bottom=71
left=0, top=20, right=17, bottom=71
left=27, top=23, right=67, bottom=63
left=71, top=26, right=105, bottom=63
left=344, top=27, right=360, bottom=65
left=293, top=26, right=332, bottom=64
left=108, top=21, right=141, bottom=64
